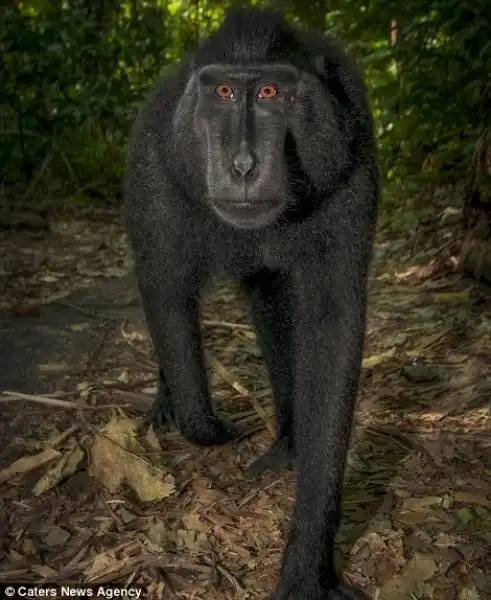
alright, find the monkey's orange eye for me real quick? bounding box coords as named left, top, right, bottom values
left=257, top=84, right=278, bottom=99
left=215, top=85, right=234, bottom=98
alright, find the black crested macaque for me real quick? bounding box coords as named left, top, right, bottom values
left=124, top=6, right=378, bottom=600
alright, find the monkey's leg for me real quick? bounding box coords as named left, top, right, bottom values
left=139, top=278, right=238, bottom=446
left=273, top=227, right=374, bottom=600
left=244, top=269, right=295, bottom=475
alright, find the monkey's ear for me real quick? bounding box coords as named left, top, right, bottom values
left=172, top=73, right=198, bottom=132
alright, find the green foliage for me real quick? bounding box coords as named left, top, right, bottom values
left=324, top=0, right=491, bottom=186
left=0, top=0, right=489, bottom=203
left=0, top=0, right=225, bottom=197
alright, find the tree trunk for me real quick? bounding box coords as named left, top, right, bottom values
left=461, top=129, right=491, bottom=284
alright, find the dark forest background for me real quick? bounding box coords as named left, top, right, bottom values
left=1, top=0, right=490, bottom=275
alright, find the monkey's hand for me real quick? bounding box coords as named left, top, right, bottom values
left=246, top=437, right=296, bottom=476
left=151, top=389, right=239, bottom=446
left=274, top=538, right=371, bottom=600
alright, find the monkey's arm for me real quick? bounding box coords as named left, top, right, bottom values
left=274, top=165, right=377, bottom=600
left=124, top=158, right=237, bottom=446
left=138, top=277, right=232, bottom=442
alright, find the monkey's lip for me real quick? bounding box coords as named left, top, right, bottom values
left=212, top=199, right=282, bottom=229
left=214, top=199, right=278, bottom=212
left=230, top=201, right=253, bottom=208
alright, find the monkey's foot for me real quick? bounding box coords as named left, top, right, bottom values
left=151, top=397, right=239, bottom=446
left=246, top=436, right=295, bottom=476
left=273, top=582, right=371, bottom=600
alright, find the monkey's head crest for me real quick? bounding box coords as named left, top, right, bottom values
left=167, top=7, right=363, bottom=230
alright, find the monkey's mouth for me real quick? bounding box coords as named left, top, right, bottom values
left=211, top=199, right=283, bottom=229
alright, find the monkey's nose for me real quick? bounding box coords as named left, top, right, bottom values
left=231, top=150, right=257, bottom=177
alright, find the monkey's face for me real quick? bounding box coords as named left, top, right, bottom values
left=193, top=64, right=301, bottom=230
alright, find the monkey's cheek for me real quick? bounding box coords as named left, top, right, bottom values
left=210, top=200, right=284, bottom=230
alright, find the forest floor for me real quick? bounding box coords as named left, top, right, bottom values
left=0, top=197, right=490, bottom=600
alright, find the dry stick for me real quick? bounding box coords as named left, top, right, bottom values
left=0, top=390, right=123, bottom=411
left=0, top=390, right=89, bottom=409
left=54, top=300, right=120, bottom=321
left=205, top=350, right=275, bottom=438
left=244, top=399, right=275, bottom=439
left=68, top=557, right=213, bottom=585
left=202, top=319, right=252, bottom=330
left=46, top=424, right=81, bottom=448
left=365, top=425, right=414, bottom=450
left=123, top=569, right=140, bottom=590
left=202, top=556, right=247, bottom=600
left=205, top=350, right=249, bottom=396
left=86, top=322, right=115, bottom=369
left=62, top=544, right=91, bottom=573
left=237, top=477, right=285, bottom=508
left=109, top=388, right=153, bottom=409
left=161, top=573, right=180, bottom=600
left=364, top=424, right=436, bottom=465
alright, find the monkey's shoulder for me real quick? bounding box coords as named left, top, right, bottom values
left=145, top=64, right=191, bottom=111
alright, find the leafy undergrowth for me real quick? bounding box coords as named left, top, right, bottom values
left=0, top=201, right=490, bottom=600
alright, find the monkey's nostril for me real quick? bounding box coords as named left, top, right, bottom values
left=231, top=151, right=257, bottom=177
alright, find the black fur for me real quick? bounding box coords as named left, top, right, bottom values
left=124, top=7, right=378, bottom=600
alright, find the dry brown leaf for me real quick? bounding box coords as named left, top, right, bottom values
left=433, top=532, right=458, bottom=548
left=144, top=425, right=162, bottom=452
left=431, top=291, right=471, bottom=303
left=106, top=266, right=128, bottom=278
left=191, top=476, right=228, bottom=505
left=118, top=507, right=138, bottom=525
left=88, top=414, right=175, bottom=502
left=396, top=510, right=440, bottom=526
left=175, top=528, right=210, bottom=554
left=379, top=553, right=438, bottom=599
left=70, top=323, right=91, bottom=332
left=30, top=565, right=57, bottom=578
left=402, top=496, right=443, bottom=511
left=85, top=553, right=119, bottom=580
left=37, top=362, right=70, bottom=372
left=32, top=444, right=84, bottom=496
left=145, top=519, right=170, bottom=549
left=44, top=525, right=71, bottom=547
left=459, top=586, right=482, bottom=600
left=362, top=347, right=397, bottom=369
left=182, top=512, right=209, bottom=533
left=454, top=490, right=491, bottom=509
left=0, top=448, right=61, bottom=484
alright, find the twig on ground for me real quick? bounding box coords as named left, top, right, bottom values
left=0, top=390, right=124, bottom=411
left=203, top=319, right=252, bottom=330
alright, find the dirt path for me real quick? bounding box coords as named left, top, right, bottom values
left=0, top=206, right=490, bottom=600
